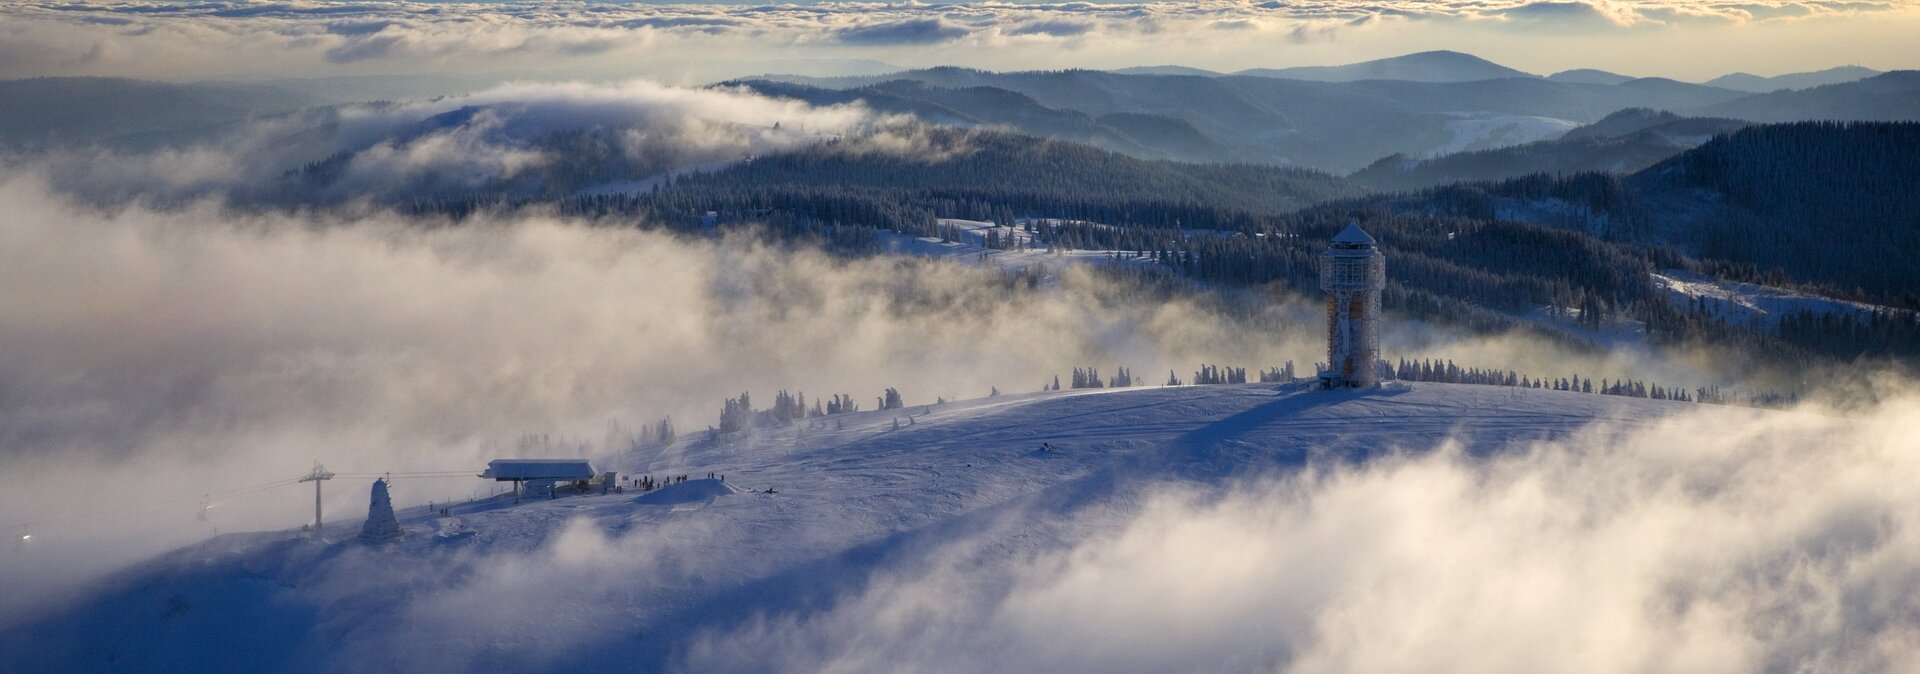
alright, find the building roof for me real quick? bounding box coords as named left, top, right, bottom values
left=1332, top=222, right=1376, bottom=246
left=480, top=459, right=596, bottom=480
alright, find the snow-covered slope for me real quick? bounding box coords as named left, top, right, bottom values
left=0, top=383, right=1712, bottom=672
left=1652, top=269, right=1908, bottom=327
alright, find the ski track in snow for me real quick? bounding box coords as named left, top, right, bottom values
left=2, top=382, right=1742, bottom=672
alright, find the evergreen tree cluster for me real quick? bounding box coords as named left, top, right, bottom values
left=1192, top=364, right=1248, bottom=385
left=1257, top=362, right=1298, bottom=382
left=633, top=417, right=676, bottom=446
left=826, top=394, right=859, bottom=415
left=1390, top=357, right=1795, bottom=407
left=1070, top=367, right=1104, bottom=389
left=718, top=392, right=754, bottom=434
left=715, top=390, right=876, bottom=435
left=770, top=390, right=810, bottom=423
left=1776, top=308, right=1920, bottom=359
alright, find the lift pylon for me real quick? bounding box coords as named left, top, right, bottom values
left=298, top=463, right=335, bottom=533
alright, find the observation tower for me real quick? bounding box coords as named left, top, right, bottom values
left=1319, top=222, right=1385, bottom=388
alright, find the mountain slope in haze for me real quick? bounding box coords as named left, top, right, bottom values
left=0, top=382, right=1715, bottom=673
left=1696, top=71, right=1920, bottom=122
left=748, top=69, right=1754, bottom=172
left=735, top=79, right=1224, bottom=163
left=1349, top=109, right=1748, bottom=191
left=1704, top=65, right=1883, bottom=92
left=1233, top=50, right=1536, bottom=82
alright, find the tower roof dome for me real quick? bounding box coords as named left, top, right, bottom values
left=1332, top=222, right=1376, bottom=246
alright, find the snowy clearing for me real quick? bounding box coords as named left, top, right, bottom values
left=1651, top=269, right=1909, bottom=328
left=1435, top=113, right=1581, bottom=156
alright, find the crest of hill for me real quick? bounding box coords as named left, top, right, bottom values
left=1111, top=65, right=1222, bottom=77
left=671, top=126, right=1360, bottom=214
left=1704, top=66, right=1883, bottom=93
left=1548, top=69, right=1635, bottom=85
left=1232, top=50, right=1536, bottom=82
left=1559, top=108, right=1687, bottom=140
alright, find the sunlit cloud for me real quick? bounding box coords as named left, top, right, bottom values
left=0, top=1, right=1910, bottom=80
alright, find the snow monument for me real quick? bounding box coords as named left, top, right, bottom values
left=360, top=478, right=403, bottom=542
left=1319, top=222, right=1385, bottom=388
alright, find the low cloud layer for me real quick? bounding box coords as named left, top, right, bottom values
left=0, top=172, right=1332, bottom=621
left=15, top=79, right=898, bottom=206
left=685, top=393, right=1920, bottom=673
left=0, top=1, right=1912, bottom=81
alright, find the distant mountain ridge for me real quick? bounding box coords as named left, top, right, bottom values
left=1698, top=71, right=1920, bottom=122
left=1704, top=66, right=1883, bottom=92
left=3, top=55, right=1914, bottom=181
left=1111, top=66, right=1222, bottom=77
left=743, top=69, right=1755, bottom=171
left=1232, top=50, right=1536, bottom=83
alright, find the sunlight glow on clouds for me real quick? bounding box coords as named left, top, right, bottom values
left=0, top=1, right=1912, bottom=81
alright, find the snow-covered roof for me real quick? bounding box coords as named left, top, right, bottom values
left=1332, top=222, right=1376, bottom=246
left=480, top=459, right=595, bottom=480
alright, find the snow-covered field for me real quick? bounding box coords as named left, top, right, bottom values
left=881, top=218, right=1159, bottom=279
left=16, top=381, right=1918, bottom=673
left=1434, top=113, right=1581, bottom=155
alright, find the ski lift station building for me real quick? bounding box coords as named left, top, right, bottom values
left=480, top=459, right=597, bottom=499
